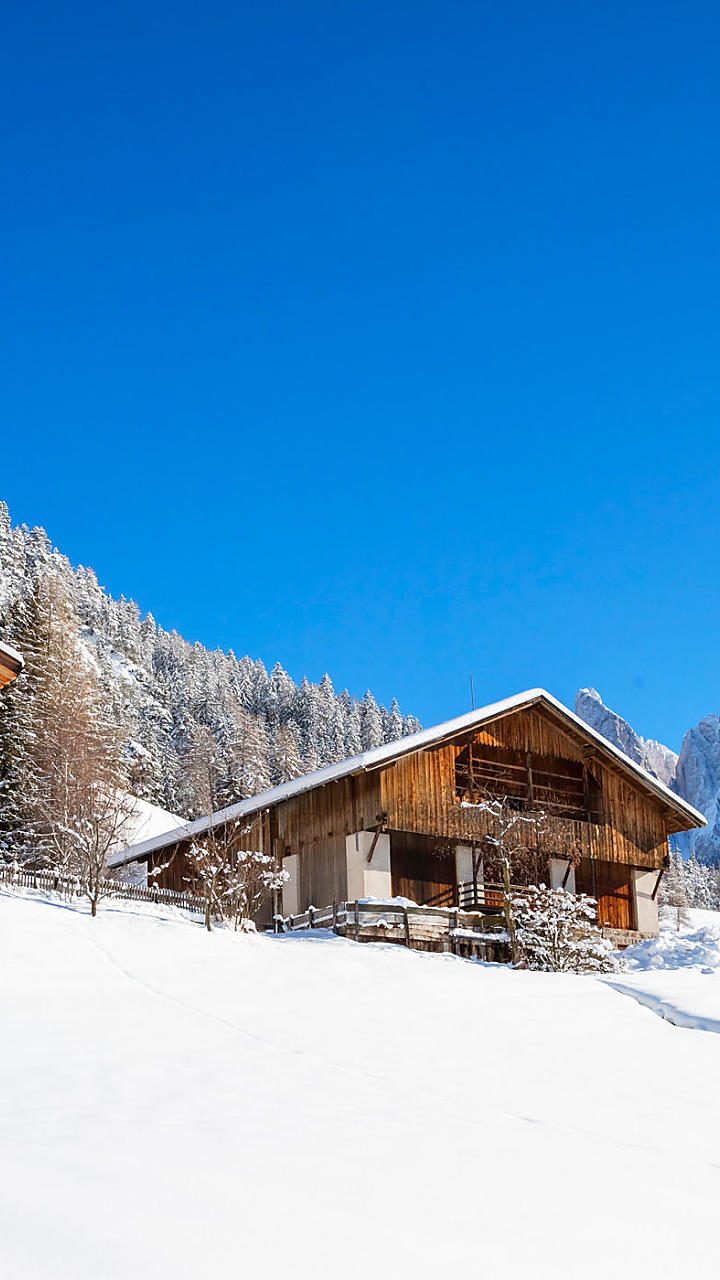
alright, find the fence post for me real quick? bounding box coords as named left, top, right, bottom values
left=403, top=907, right=411, bottom=948
left=332, top=901, right=337, bottom=932
left=309, top=905, right=315, bottom=930
left=355, top=900, right=360, bottom=943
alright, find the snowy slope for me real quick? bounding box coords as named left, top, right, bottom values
left=1, top=892, right=719, bottom=1279
left=611, top=908, right=720, bottom=1032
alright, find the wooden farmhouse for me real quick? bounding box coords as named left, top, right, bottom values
left=109, top=689, right=704, bottom=945
left=0, top=641, right=23, bottom=690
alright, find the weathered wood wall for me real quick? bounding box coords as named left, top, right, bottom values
left=147, top=703, right=687, bottom=925
left=379, top=707, right=672, bottom=870
left=149, top=772, right=383, bottom=917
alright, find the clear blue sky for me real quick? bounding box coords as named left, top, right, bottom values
left=3, top=1, right=720, bottom=751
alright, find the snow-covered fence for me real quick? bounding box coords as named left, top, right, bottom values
left=0, top=865, right=205, bottom=915
left=276, top=899, right=508, bottom=957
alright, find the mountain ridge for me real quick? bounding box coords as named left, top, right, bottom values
left=574, top=687, right=720, bottom=865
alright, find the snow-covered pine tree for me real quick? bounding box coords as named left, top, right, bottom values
left=341, top=692, right=363, bottom=757
left=295, top=677, right=322, bottom=772
left=177, top=722, right=223, bottom=817
left=271, top=722, right=304, bottom=785
left=266, top=662, right=296, bottom=729
left=383, top=697, right=404, bottom=744
left=660, top=849, right=692, bottom=929
left=359, top=690, right=384, bottom=750
left=0, top=504, right=419, bottom=828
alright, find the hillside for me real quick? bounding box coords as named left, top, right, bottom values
left=0, top=502, right=419, bottom=829
left=1, top=889, right=719, bottom=1279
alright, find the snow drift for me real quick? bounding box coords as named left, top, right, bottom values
left=1, top=890, right=719, bottom=1279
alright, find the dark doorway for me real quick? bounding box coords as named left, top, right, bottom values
left=390, top=831, right=456, bottom=905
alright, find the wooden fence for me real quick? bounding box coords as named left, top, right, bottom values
left=276, top=899, right=508, bottom=953
left=0, top=864, right=205, bottom=915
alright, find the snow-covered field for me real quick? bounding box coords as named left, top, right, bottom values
left=610, top=908, right=720, bottom=1033
left=2, top=891, right=720, bottom=1279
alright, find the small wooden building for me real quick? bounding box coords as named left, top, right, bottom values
left=109, top=689, right=704, bottom=943
left=0, top=641, right=22, bottom=690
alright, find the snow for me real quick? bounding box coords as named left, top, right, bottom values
left=107, top=797, right=186, bottom=884
left=113, top=687, right=705, bottom=869
left=606, top=908, right=720, bottom=1034
left=1, top=890, right=719, bottom=1278
left=124, top=794, right=185, bottom=845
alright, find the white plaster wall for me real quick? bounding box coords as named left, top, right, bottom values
left=455, top=845, right=474, bottom=885
left=282, top=854, right=300, bottom=917
left=549, top=857, right=576, bottom=893
left=633, top=868, right=660, bottom=936
left=345, top=831, right=392, bottom=901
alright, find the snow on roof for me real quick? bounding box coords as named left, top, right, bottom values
left=120, top=796, right=186, bottom=850
left=108, top=688, right=706, bottom=868
left=0, top=640, right=23, bottom=670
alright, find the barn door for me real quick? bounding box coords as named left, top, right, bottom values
left=576, top=859, right=635, bottom=930
left=390, top=832, right=456, bottom=905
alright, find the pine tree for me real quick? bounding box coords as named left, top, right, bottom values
left=660, top=850, right=692, bottom=930
left=384, top=697, right=404, bottom=743
left=360, top=691, right=384, bottom=750
left=266, top=663, right=296, bottom=728
left=271, top=722, right=304, bottom=784
left=0, top=504, right=419, bottom=829
left=343, top=697, right=363, bottom=757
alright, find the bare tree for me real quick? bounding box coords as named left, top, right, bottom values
left=460, top=793, right=582, bottom=966
left=181, top=816, right=288, bottom=932
left=184, top=827, right=231, bottom=932
left=13, top=571, right=133, bottom=914
left=223, top=847, right=288, bottom=931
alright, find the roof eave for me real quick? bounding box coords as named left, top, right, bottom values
left=107, top=687, right=705, bottom=868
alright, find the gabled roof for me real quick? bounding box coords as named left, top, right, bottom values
left=108, top=688, right=705, bottom=868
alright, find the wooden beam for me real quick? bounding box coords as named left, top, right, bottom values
left=651, top=866, right=665, bottom=901
left=365, top=816, right=387, bottom=864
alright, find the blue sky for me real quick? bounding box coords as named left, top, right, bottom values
left=3, top=1, right=720, bottom=750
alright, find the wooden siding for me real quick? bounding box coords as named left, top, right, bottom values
left=0, top=652, right=21, bottom=688
left=379, top=706, right=671, bottom=871
left=146, top=702, right=683, bottom=924
left=576, top=858, right=636, bottom=931
left=390, top=831, right=456, bottom=904
left=150, top=773, right=382, bottom=912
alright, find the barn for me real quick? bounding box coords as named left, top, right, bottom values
left=108, top=689, right=704, bottom=944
